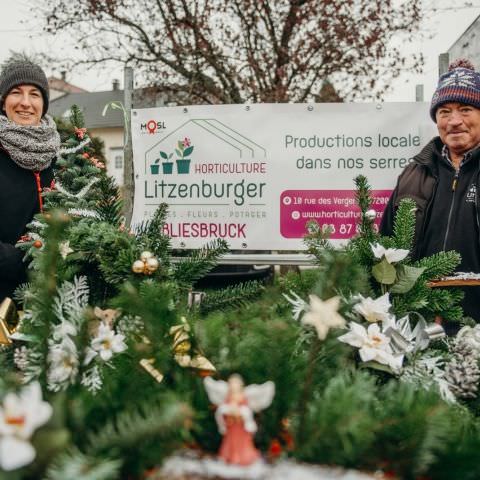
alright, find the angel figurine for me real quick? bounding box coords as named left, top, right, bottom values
left=204, top=374, right=275, bottom=466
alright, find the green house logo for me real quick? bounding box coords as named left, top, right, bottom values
left=151, top=137, right=194, bottom=175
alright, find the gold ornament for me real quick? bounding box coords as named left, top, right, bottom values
left=145, top=257, right=159, bottom=273
left=132, top=252, right=160, bottom=275
left=132, top=260, right=145, bottom=274
left=140, top=251, right=154, bottom=262
left=139, top=358, right=164, bottom=383
left=0, top=298, right=19, bottom=345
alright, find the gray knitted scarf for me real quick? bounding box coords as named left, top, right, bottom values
left=0, top=115, right=60, bottom=171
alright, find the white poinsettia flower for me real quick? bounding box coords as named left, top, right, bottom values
left=302, top=295, right=345, bottom=340
left=353, top=293, right=391, bottom=323
left=83, top=347, right=98, bottom=366
left=338, top=322, right=403, bottom=372
left=371, top=243, right=409, bottom=263
left=0, top=382, right=52, bottom=471
left=91, top=323, right=127, bottom=362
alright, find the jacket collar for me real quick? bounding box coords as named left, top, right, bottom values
left=414, top=136, right=480, bottom=167
left=413, top=137, right=443, bottom=167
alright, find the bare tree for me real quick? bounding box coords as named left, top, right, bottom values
left=38, top=0, right=423, bottom=103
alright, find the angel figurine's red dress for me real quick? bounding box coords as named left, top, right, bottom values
left=205, top=374, right=275, bottom=467
left=218, top=396, right=260, bottom=465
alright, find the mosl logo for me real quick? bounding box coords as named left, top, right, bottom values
left=140, top=120, right=166, bottom=134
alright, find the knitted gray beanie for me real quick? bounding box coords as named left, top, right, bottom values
left=0, top=58, right=49, bottom=116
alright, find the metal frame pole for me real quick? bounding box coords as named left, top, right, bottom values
left=123, top=66, right=134, bottom=226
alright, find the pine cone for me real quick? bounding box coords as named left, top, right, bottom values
left=444, top=341, right=480, bottom=399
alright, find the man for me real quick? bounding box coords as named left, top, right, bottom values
left=380, top=59, right=480, bottom=321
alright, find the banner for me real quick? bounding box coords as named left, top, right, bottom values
left=131, top=103, right=436, bottom=250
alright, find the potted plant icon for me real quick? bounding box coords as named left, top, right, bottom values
left=175, top=138, right=194, bottom=174
left=150, top=158, right=161, bottom=175
left=159, top=151, right=174, bottom=174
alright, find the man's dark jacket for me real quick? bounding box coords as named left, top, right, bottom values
left=380, top=136, right=480, bottom=320
left=0, top=147, right=54, bottom=300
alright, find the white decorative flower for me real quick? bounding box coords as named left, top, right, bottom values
left=353, top=293, right=392, bottom=323
left=0, top=382, right=52, bottom=471
left=338, top=322, right=403, bottom=372
left=371, top=243, right=409, bottom=263
left=59, top=241, right=74, bottom=259
left=47, top=342, right=79, bottom=389
left=90, top=323, right=127, bottom=362
left=302, top=295, right=345, bottom=340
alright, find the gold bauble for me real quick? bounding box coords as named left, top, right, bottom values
left=145, top=257, right=159, bottom=273
left=132, top=260, right=145, bottom=273
left=140, top=251, right=154, bottom=261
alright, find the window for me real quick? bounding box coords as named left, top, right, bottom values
left=110, top=147, right=123, bottom=170
left=115, top=154, right=123, bottom=169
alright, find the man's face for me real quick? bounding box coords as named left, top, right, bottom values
left=436, top=102, right=480, bottom=156
left=3, top=84, right=43, bottom=126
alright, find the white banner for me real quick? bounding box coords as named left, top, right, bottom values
left=131, top=103, right=436, bottom=250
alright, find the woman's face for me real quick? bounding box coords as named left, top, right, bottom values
left=4, top=85, right=43, bottom=126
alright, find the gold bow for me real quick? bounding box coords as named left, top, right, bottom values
left=140, top=317, right=215, bottom=383
left=170, top=317, right=216, bottom=375
left=0, top=298, right=20, bottom=345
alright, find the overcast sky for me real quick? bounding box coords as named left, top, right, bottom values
left=0, top=0, right=479, bottom=101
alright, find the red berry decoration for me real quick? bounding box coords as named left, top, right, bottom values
left=33, top=240, right=43, bottom=249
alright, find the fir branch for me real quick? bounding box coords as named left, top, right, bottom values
left=392, top=198, right=416, bottom=251
left=296, top=370, right=378, bottom=465
left=86, top=397, right=190, bottom=454
left=199, top=281, right=265, bottom=314
left=94, top=176, right=123, bottom=226
left=173, top=239, right=229, bottom=287
left=414, top=251, right=461, bottom=280
left=69, top=104, right=86, bottom=128
left=45, top=449, right=121, bottom=480
left=354, top=175, right=377, bottom=242
left=303, top=220, right=334, bottom=261
left=135, top=204, right=171, bottom=264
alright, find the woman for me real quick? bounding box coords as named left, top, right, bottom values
left=0, top=57, right=60, bottom=300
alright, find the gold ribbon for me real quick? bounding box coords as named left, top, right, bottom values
left=140, top=317, right=215, bottom=383
left=139, top=358, right=164, bottom=383
left=169, top=317, right=216, bottom=374
left=0, top=298, right=20, bottom=345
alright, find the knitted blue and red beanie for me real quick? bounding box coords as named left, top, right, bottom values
left=430, top=59, right=480, bottom=122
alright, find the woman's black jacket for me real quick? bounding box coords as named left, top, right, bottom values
left=0, top=147, right=54, bottom=300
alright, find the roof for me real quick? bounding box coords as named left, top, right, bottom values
left=48, top=76, right=87, bottom=94
left=49, top=87, right=180, bottom=129
left=49, top=90, right=125, bottom=129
